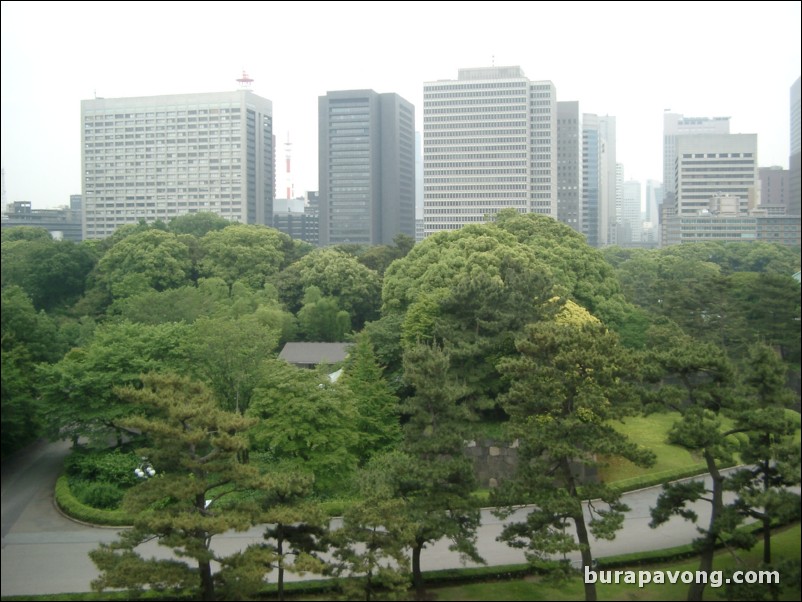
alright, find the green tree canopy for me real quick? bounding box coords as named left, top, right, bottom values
left=89, top=373, right=262, bottom=602
left=247, top=360, right=359, bottom=495
left=380, top=218, right=557, bottom=409
left=647, top=336, right=752, bottom=601
left=93, top=229, right=193, bottom=300
left=494, top=306, right=655, bottom=601
left=197, top=224, right=294, bottom=292
left=397, top=342, right=483, bottom=596
left=2, top=237, right=97, bottom=311
left=296, top=286, right=352, bottom=342
left=167, top=212, right=232, bottom=237
left=38, top=320, right=189, bottom=445
left=1, top=286, right=64, bottom=458
left=1, top=225, right=53, bottom=242
left=337, top=333, right=401, bottom=464
left=278, top=248, right=382, bottom=330
left=182, top=311, right=280, bottom=414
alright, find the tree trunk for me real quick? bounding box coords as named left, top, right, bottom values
left=688, top=449, right=723, bottom=602
left=412, top=540, right=424, bottom=599
left=278, top=536, right=285, bottom=602
left=564, top=459, right=596, bottom=602
left=199, top=559, right=215, bottom=601
left=762, top=457, right=771, bottom=564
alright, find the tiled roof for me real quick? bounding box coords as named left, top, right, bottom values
left=278, top=342, right=351, bottom=365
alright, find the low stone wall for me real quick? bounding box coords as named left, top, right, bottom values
left=464, top=439, right=598, bottom=489
left=464, top=439, right=519, bottom=489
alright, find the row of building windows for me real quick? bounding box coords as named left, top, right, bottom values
left=428, top=143, right=530, bottom=155
left=424, top=170, right=526, bottom=185
left=425, top=120, right=528, bottom=129
left=424, top=106, right=528, bottom=116
left=424, top=97, right=528, bottom=107
left=424, top=114, right=528, bottom=123
left=426, top=129, right=528, bottom=139
left=681, top=153, right=753, bottom=159
left=85, top=142, right=242, bottom=151
left=424, top=191, right=529, bottom=199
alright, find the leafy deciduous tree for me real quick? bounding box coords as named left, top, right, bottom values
left=247, top=360, right=359, bottom=495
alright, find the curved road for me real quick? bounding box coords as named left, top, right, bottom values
left=2, top=439, right=745, bottom=597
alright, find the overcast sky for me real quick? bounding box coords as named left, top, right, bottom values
left=2, top=1, right=800, bottom=210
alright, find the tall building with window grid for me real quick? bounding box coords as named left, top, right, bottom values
left=318, top=90, right=415, bottom=246
left=81, top=90, right=273, bottom=239
left=422, top=66, right=557, bottom=236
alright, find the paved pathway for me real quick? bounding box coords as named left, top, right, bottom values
left=0, top=439, right=748, bottom=597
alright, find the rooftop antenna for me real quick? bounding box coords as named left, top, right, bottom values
left=236, top=70, right=253, bottom=90
left=492, top=55, right=495, bottom=67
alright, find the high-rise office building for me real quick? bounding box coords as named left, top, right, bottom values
left=557, top=101, right=582, bottom=233
left=674, top=134, right=758, bottom=217
left=81, top=90, right=274, bottom=240
left=422, top=66, right=557, bottom=236
left=759, top=166, right=790, bottom=213
left=661, top=133, right=763, bottom=246
left=620, top=179, right=642, bottom=245
left=580, top=113, right=617, bottom=247
left=318, top=90, right=415, bottom=246
left=662, top=113, right=730, bottom=199
left=789, top=77, right=801, bottom=215
left=644, top=180, right=663, bottom=224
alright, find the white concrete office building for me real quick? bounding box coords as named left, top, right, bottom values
left=674, top=134, right=758, bottom=217
left=663, top=113, right=730, bottom=199
left=81, top=90, right=274, bottom=239
left=422, top=66, right=557, bottom=236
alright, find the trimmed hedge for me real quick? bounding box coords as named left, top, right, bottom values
left=54, top=476, right=132, bottom=527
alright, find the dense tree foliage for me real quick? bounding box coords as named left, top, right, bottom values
left=277, top=248, right=382, bottom=329
left=647, top=336, right=752, bottom=602
left=3, top=208, right=799, bottom=593
left=167, top=211, right=232, bottom=237
left=494, top=301, right=655, bottom=602
left=381, top=223, right=553, bottom=410
left=331, top=469, right=413, bottom=602
left=182, top=312, right=280, bottom=414
left=247, top=360, right=359, bottom=495
left=725, top=344, right=801, bottom=564
left=197, top=224, right=295, bottom=292
left=1, top=236, right=97, bottom=311
left=93, top=229, right=193, bottom=300
left=398, top=342, right=483, bottom=596
left=337, top=333, right=401, bottom=463
left=296, top=285, right=352, bottom=342
left=604, top=243, right=801, bottom=366
left=89, top=373, right=262, bottom=601
left=1, top=286, right=64, bottom=458
left=38, top=320, right=189, bottom=445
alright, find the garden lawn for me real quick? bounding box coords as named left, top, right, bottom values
left=598, top=411, right=733, bottom=485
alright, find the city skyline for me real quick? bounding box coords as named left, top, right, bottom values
left=2, top=1, right=800, bottom=210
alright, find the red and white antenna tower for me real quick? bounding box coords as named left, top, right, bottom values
left=236, top=70, right=253, bottom=89
left=284, top=132, right=294, bottom=199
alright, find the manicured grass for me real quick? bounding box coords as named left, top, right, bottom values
left=428, top=523, right=801, bottom=601
left=598, top=412, right=702, bottom=484
left=597, top=411, right=742, bottom=484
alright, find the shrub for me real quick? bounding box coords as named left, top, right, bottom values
left=71, top=480, right=125, bottom=509
left=64, top=448, right=141, bottom=487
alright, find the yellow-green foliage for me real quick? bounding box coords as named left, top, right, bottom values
left=553, top=298, right=600, bottom=327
